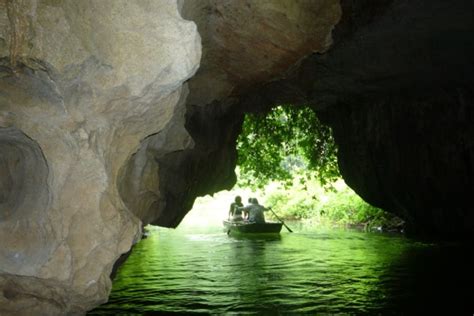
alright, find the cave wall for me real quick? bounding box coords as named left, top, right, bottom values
left=180, top=0, right=341, bottom=106
left=118, top=95, right=243, bottom=228
left=326, top=91, right=474, bottom=239
left=312, top=0, right=474, bottom=239
left=0, top=1, right=200, bottom=314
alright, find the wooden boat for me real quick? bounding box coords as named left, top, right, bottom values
left=223, top=220, right=283, bottom=234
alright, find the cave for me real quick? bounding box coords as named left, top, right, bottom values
left=0, top=0, right=473, bottom=314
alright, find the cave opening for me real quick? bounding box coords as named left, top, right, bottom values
left=178, top=103, right=403, bottom=234
left=91, top=100, right=472, bottom=315
left=92, top=101, right=472, bottom=314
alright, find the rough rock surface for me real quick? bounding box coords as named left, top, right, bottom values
left=316, top=0, right=474, bottom=239
left=180, top=0, right=341, bottom=105
left=0, top=0, right=200, bottom=314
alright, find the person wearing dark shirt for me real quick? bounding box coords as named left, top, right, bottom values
left=229, top=195, right=244, bottom=221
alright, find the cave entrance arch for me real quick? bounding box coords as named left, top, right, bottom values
left=180, top=104, right=398, bottom=232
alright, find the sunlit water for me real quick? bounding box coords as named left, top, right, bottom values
left=89, top=224, right=473, bottom=315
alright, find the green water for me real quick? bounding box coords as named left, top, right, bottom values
left=90, top=224, right=473, bottom=314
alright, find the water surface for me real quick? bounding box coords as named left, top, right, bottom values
left=90, top=224, right=473, bottom=314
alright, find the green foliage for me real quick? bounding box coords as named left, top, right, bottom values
left=263, top=178, right=400, bottom=229
left=316, top=186, right=388, bottom=226
left=237, top=105, right=339, bottom=188
left=236, top=104, right=402, bottom=230
left=265, top=191, right=316, bottom=220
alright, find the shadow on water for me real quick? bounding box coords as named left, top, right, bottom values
left=378, top=242, right=474, bottom=314
left=89, top=224, right=474, bottom=315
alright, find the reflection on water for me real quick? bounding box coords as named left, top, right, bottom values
left=89, top=224, right=473, bottom=314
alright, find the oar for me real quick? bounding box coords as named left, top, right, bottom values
left=268, top=208, right=293, bottom=233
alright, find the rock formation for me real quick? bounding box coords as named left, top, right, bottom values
left=0, top=0, right=200, bottom=314
left=318, top=0, right=474, bottom=240
left=0, top=0, right=473, bottom=314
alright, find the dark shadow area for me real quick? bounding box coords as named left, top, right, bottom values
left=378, top=242, right=474, bottom=314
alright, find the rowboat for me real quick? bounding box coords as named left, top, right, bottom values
left=223, top=220, right=283, bottom=234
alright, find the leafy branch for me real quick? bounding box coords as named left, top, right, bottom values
left=237, top=105, right=340, bottom=188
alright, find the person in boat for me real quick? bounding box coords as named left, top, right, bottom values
left=229, top=195, right=244, bottom=222
left=242, top=197, right=253, bottom=220
left=239, top=198, right=267, bottom=223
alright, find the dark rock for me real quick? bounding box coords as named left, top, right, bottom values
left=315, top=0, right=474, bottom=240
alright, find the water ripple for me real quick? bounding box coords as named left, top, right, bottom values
left=90, top=226, right=473, bottom=314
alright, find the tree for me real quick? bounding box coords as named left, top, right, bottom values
left=237, top=105, right=339, bottom=188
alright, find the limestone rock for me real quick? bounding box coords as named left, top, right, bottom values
left=181, top=0, right=341, bottom=105
left=0, top=0, right=200, bottom=314
left=307, top=0, right=474, bottom=239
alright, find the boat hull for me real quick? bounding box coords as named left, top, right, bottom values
left=223, top=220, right=283, bottom=234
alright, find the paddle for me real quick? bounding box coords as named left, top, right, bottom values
left=268, top=207, right=293, bottom=233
